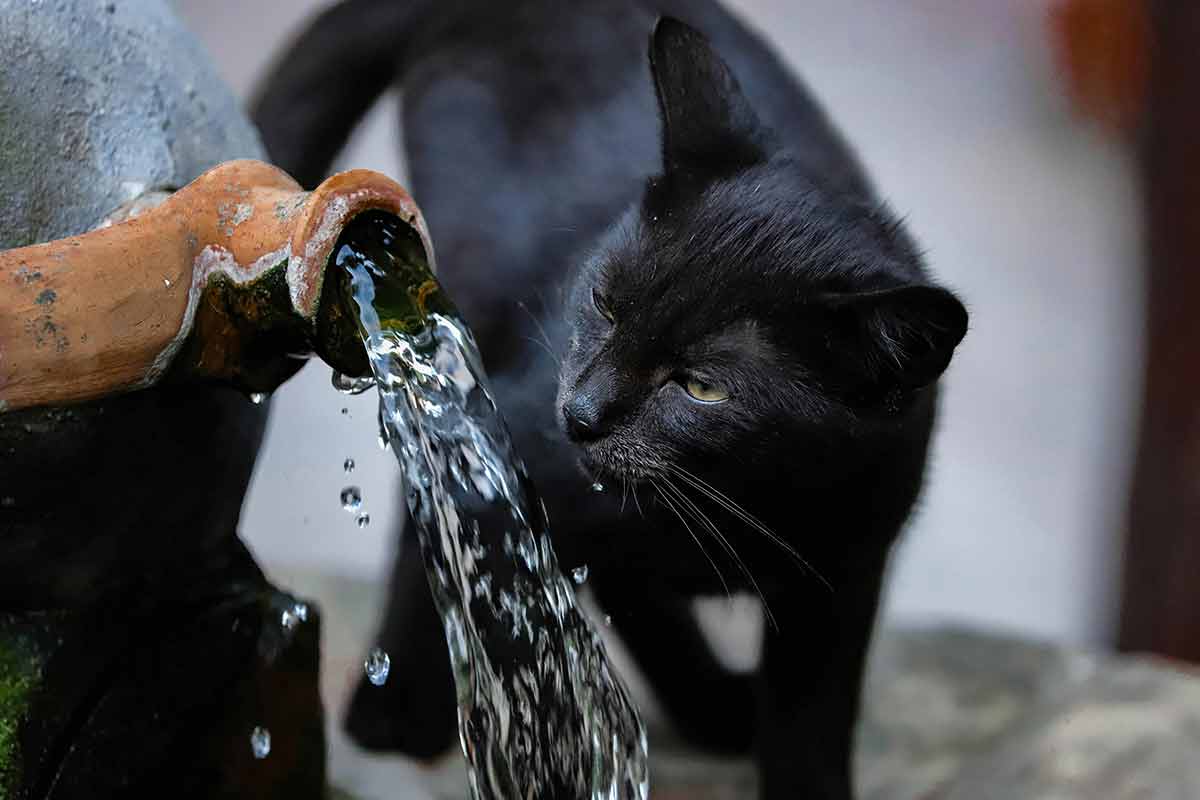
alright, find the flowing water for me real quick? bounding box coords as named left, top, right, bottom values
left=333, top=211, right=649, bottom=799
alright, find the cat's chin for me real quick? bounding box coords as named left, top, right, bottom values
left=572, top=445, right=660, bottom=486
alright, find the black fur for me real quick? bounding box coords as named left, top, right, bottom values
left=253, top=3, right=966, bottom=798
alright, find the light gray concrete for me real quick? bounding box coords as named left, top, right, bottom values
left=177, top=0, right=1141, bottom=657
left=0, top=0, right=263, bottom=249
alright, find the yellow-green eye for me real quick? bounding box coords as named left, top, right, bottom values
left=592, top=288, right=615, bottom=322
left=685, top=378, right=729, bottom=404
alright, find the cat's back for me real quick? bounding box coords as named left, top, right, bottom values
left=399, top=0, right=868, bottom=311
left=400, top=0, right=663, bottom=273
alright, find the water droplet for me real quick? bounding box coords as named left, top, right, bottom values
left=340, top=407, right=349, bottom=416
left=162, top=278, right=171, bottom=288
left=365, top=647, right=391, bottom=686
left=356, top=513, right=371, bottom=528
left=341, top=486, right=362, bottom=513
left=249, top=392, right=268, bottom=405
left=343, top=458, right=355, bottom=473
left=281, top=602, right=307, bottom=631
left=571, top=566, right=589, bottom=585
left=604, top=615, right=613, bottom=626
left=250, top=726, right=271, bottom=759
left=331, top=369, right=375, bottom=395
left=591, top=482, right=605, bottom=493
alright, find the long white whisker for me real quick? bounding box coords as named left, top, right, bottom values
left=653, top=480, right=731, bottom=600
left=669, top=464, right=831, bottom=592
left=521, top=335, right=562, bottom=368
left=517, top=301, right=562, bottom=367
left=631, top=481, right=645, bottom=519
left=660, top=476, right=777, bottom=631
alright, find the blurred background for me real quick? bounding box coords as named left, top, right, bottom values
left=176, top=0, right=1142, bottom=645
left=166, top=0, right=1178, bottom=796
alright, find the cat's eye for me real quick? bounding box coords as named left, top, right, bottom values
left=684, top=378, right=729, bottom=404
left=592, top=288, right=615, bottom=323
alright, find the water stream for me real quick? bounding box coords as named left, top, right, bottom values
left=333, top=211, right=649, bottom=799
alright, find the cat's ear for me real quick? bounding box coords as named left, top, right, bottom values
left=648, top=17, right=767, bottom=175
left=826, top=285, right=968, bottom=394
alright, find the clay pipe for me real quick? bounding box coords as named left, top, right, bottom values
left=0, top=160, right=434, bottom=413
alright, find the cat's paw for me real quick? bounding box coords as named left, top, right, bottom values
left=670, top=674, right=756, bottom=756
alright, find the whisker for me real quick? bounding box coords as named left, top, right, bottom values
left=652, top=480, right=731, bottom=600
left=521, top=335, right=562, bottom=369
left=669, top=464, right=831, bottom=592
left=660, top=476, right=778, bottom=630
left=517, top=302, right=562, bottom=367
left=631, top=481, right=645, bottom=519
left=620, top=477, right=629, bottom=515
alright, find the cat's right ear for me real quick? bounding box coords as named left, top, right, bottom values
left=649, top=17, right=768, bottom=177
left=824, top=285, right=968, bottom=397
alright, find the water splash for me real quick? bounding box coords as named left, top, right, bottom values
left=337, top=212, right=649, bottom=800
left=340, top=486, right=362, bottom=513
left=332, top=369, right=376, bottom=395
left=250, top=726, right=271, bottom=759
left=281, top=602, right=307, bottom=631
left=365, top=647, right=391, bottom=686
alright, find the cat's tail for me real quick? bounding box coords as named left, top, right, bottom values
left=249, top=0, right=423, bottom=189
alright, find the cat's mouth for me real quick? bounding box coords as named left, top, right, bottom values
left=572, top=435, right=665, bottom=485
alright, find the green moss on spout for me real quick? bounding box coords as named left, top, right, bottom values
left=0, top=630, right=45, bottom=797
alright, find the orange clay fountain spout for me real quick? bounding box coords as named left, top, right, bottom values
left=0, top=159, right=434, bottom=413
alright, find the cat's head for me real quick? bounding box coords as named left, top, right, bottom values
left=557, top=18, right=967, bottom=487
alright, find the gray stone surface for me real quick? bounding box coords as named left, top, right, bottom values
left=269, top=569, right=1200, bottom=799
left=933, top=659, right=1200, bottom=800
left=856, top=628, right=1100, bottom=800
left=0, top=0, right=264, bottom=250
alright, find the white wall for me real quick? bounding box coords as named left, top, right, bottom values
left=178, top=0, right=1142, bottom=646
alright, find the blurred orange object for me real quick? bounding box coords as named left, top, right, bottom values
left=1050, top=0, right=1149, bottom=131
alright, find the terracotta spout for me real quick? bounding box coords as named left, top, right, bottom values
left=0, top=160, right=433, bottom=413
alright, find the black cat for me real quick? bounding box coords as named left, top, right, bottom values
left=253, top=2, right=967, bottom=797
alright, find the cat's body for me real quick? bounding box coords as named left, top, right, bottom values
left=254, top=2, right=966, bottom=798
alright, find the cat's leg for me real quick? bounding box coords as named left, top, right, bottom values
left=343, top=515, right=459, bottom=759
left=755, top=551, right=887, bottom=800
left=590, top=571, right=756, bottom=755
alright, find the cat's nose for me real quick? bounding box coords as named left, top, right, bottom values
left=562, top=398, right=603, bottom=442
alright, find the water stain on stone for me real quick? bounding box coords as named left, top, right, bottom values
left=25, top=314, right=69, bottom=352
left=14, top=266, right=43, bottom=285
left=274, top=195, right=305, bottom=221
left=216, top=200, right=254, bottom=236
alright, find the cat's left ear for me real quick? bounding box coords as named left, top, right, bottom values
left=828, top=285, right=968, bottom=392
left=649, top=17, right=768, bottom=176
